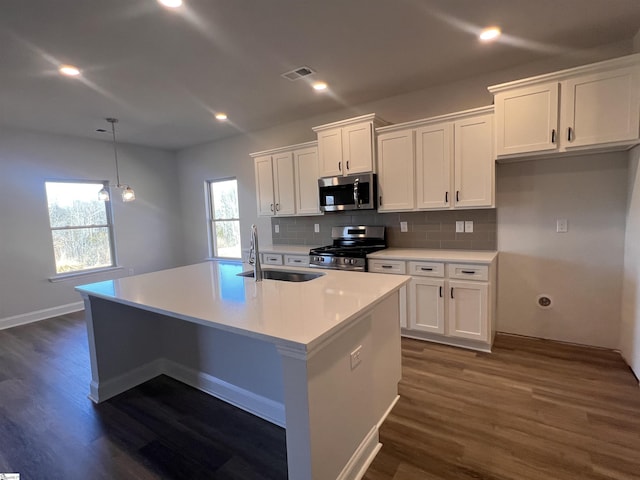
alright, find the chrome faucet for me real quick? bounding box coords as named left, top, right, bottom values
left=248, top=224, right=263, bottom=282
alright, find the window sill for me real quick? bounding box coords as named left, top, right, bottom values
left=48, top=266, right=125, bottom=283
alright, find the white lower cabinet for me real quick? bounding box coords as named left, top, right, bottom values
left=448, top=280, right=488, bottom=342
left=409, top=278, right=445, bottom=334
left=371, top=255, right=496, bottom=351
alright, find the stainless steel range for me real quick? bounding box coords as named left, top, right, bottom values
left=309, top=226, right=386, bottom=271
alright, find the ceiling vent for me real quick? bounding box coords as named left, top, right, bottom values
left=281, top=65, right=315, bottom=81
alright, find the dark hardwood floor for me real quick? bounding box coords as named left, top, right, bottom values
left=1, top=313, right=639, bottom=479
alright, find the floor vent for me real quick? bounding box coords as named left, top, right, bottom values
left=281, top=65, right=315, bottom=81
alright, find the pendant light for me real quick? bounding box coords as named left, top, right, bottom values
left=99, top=117, right=135, bottom=202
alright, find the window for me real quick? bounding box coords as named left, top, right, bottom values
left=207, top=178, right=241, bottom=258
left=45, top=181, right=115, bottom=274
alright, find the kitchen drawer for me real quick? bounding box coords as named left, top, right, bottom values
left=448, top=263, right=488, bottom=281
left=284, top=254, right=310, bottom=267
left=408, top=261, right=445, bottom=278
left=368, top=259, right=406, bottom=274
left=262, top=253, right=284, bottom=265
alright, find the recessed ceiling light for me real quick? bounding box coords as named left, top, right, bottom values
left=215, top=113, right=228, bottom=121
left=479, top=27, right=501, bottom=42
left=59, top=65, right=80, bottom=76
left=312, top=82, right=328, bottom=91
left=158, top=0, right=182, bottom=8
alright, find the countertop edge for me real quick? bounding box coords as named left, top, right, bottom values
left=367, top=249, right=498, bottom=263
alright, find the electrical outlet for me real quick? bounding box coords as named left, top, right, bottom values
left=314, top=223, right=320, bottom=233
left=350, top=345, right=363, bottom=370
left=456, top=221, right=464, bottom=233
left=128, top=268, right=134, bottom=276
left=465, top=221, right=474, bottom=233
left=400, top=221, right=408, bottom=232
left=274, top=224, right=280, bottom=233
left=556, top=218, right=568, bottom=233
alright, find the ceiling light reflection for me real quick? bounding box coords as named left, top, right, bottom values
left=59, top=65, right=80, bottom=76
left=479, top=27, right=501, bottom=42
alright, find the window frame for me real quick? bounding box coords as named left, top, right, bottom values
left=206, top=177, right=241, bottom=259
left=45, top=179, right=117, bottom=277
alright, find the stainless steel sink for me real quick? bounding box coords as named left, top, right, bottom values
left=238, top=269, right=325, bottom=282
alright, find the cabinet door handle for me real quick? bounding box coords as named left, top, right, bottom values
left=420, top=267, right=433, bottom=271
left=338, top=161, right=342, bottom=172
left=450, top=287, right=454, bottom=299
left=275, top=203, right=280, bottom=212
left=445, top=191, right=448, bottom=203
left=551, top=129, right=556, bottom=144
left=379, top=195, right=382, bottom=206
left=567, top=127, right=573, bottom=142
left=346, top=161, right=350, bottom=170
left=270, top=203, right=274, bottom=212
left=381, top=265, right=393, bottom=269
left=439, top=286, right=443, bottom=297
left=456, top=191, right=460, bottom=203
left=461, top=270, right=476, bottom=274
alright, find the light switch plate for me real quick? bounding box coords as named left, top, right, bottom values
left=314, top=223, right=320, bottom=233
left=274, top=224, right=280, bottom=233
left=456, top=221, right=464, bottom=233
left=556, top=218, right=568, bottom=233
left=400, top=221, right=408, bottom=232
left=465, top=221, right=474, bottom=233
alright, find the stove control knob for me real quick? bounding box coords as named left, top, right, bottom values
left=331, top=258, right=337, bottom=264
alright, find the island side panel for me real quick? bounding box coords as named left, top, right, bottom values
left=85, top=296, right=165, bottom=402
left=278, top=292, right=402, bottom=480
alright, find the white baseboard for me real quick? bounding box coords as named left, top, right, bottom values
left=163, top=360, right=286, bottom=427
left=89, top=359, right=164, bottom=403
left=0, top=301, right=84, bottom=331
left=337, top=425, right=381, bottom=480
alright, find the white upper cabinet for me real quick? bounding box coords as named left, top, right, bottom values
left=454, top=113, right=494, bottom=209
left=251, top=141, right=321, bottom=217
left=255, top=155, right=276, bottom=216
left=416, top=122, right=453, bottom=209
left=561, top=66, right=640, bottom=149
left=294, top=146, right=322, bottom=215
left=377, top=129, right=415, bottom=211
left=375, top=106, right=494, bottom=213
left=494, top=82, right=559, bottom=156
left=490, top=54, right=640, bottom=159
left=313, top=114, right=388, bottom=177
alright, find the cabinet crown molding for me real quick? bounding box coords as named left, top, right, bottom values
left=487, top=53, right=640, bottom=94
left=250, top=140, right=317, bottom=158
left=312, top=113, right=390, bottom=132
left=376, top=105, right=494, bottom=134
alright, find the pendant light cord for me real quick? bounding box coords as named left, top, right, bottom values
left=107, top=118, right=121, bottom=187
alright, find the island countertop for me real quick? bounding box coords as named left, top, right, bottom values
left=368, top=248, right=498, bottom=263
left=76, top=262, right=409, bottom=354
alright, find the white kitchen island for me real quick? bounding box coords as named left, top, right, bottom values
left=76, top=261, right=409, bottom=480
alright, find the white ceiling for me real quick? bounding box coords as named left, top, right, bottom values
left=1, top=0, right=639, bottom=150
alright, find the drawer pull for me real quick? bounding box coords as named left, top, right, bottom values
left=381, top=265, right=393, bottom=269
left=461, top=270, right=476, bottom=274
left=268, top=257, right=278, bottom=261
left=292, top=259, right=302, bottom=263
left=420, top=267, right=434, bottom=271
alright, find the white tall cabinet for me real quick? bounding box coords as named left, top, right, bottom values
left=376, top=106, right=495, bottom=213
left=490, top=54, right=640, bottom=160
left=251, top=141, right=322, bottom=217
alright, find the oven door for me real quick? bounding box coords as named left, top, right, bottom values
left=318, top=173, right=376, bottom=212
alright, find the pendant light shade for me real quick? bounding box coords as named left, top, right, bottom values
left=98, top=186, right=110, bottom=202
left=100, top=117, right=135, bottom=202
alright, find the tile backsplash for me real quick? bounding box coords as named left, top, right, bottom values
left=271, top=209, right=496, bottom=250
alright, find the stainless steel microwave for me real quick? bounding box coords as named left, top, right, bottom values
left=318, top=173, right=377, bottom=212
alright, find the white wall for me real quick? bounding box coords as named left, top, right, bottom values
left=496, top=154, right=628, bottom=348
left=620, top=146, right=640, bottom=376
left=0, top=127, right=184, bottom=326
